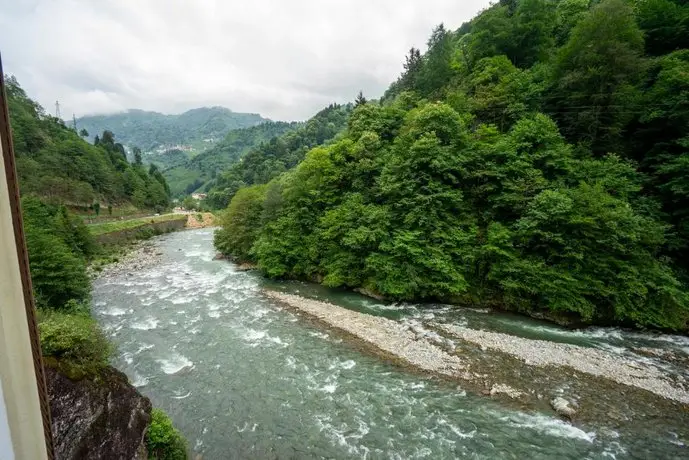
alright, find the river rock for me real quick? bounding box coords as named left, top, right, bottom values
left=46, top=365, right=152, bottom=460
left=489, top=384, right=524, bottom=399
left=236, top=262, right=257, bottom=272
left=551, top=397, right=577, bottom=419
left=354, top=287, right=387, bottom=301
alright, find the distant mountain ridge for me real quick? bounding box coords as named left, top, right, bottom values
left=162, top=120, right=300, bottom=196
left=76, top=107, right=268, bottom=152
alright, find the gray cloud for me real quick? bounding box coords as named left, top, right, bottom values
left=0, top=0, right=489, bottom=121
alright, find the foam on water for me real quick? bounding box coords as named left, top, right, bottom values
left=103, top=306, right=127, bottom=316
left=241, top=328, right=289, bottom=348
left=497, top=411, right=595, bottom=443
left=157, top=353, right=194, bottom=375
left=131, top=317, right=159, bottom=330
left=171, top=295, right=194, bottom=305
left=131, top=373, right=149, bottom=387
left=308, top=331, right=330, bottom=340
left=437, top=418, right=476, bottom=439
left=313, top=414, right=371, bottom=458
left=328, top=359, right=356, bottom=371
left=320, top=382, right=338, bottom=393
left=285, top=356, right=297, bottom=369
left=136, top=343, right=154, bottom=354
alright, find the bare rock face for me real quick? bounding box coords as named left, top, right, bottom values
left=45, top=365, right=152, bottom=460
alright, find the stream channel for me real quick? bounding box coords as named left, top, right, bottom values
left=92, top=229, right=689, bottom=459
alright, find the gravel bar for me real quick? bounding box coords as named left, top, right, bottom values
left=438, top=323, right=689, bottom=404
left=264, top=291, right=465, bottom=376
left=95, top=241, right=164, bottom=278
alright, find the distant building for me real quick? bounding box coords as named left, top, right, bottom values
left=191, top=193, right=207, bottom=200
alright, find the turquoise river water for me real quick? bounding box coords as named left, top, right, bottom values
left=92, top=229, right=689, bottom=459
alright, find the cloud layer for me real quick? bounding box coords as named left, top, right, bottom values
left=0, top=0, right=488, bottom=120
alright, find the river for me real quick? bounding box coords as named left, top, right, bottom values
left=92, top=229, right=689, bottom=459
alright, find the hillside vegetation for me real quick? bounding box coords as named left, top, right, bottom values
left=76, top=106, right=267, bottom=153
left=9, top=77, right=171, bottom=212
left=8, top=76, right=187, bottom=455
left=206, top=103, right=351, bottom=209
left=162, top=121, right=299, bottom=196
left=215, top=0, right=689, bottom=331
left=6, top=74, right=173, bottom=312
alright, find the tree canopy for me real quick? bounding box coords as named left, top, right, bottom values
left=215, top=0, right=689, bottom=331
left=7, top=76, right=171, bottom=212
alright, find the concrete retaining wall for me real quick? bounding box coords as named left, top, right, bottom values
left=94, top=217, right=187, bottom=245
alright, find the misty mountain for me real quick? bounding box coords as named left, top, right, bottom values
left=76, top=107, right=268, bottom=153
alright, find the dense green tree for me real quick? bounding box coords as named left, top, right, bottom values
left=7, top=77, right=171, bottom=211
left=206, top=104, right=350, bottom=209
left=629, top=50, right=689, bottom=266
left=354, top=91, right=367, bottom=107
left=401, top=47, right=423, bottom=91
left=494, top=184, right=687, bottom=328
left=466, top=55, right=542, bottom=129
left=133, top=146, right=143, bottom=165
left=214, top=185, right=266, bottom=262
left=416, top=24, right=455, bottom=97
left=548, top=0, right=645, bottom=155
left=21, top=197, right=90, bottom=310
left=554, top=0, right=590, bottom=46
left=635, top=0, right=689, bottom=56
left=209, top=1, right=689, bottom=330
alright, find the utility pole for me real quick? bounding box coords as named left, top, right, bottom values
left=54, top=100, right=61, bottom=119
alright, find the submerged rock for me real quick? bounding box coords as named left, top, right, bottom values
left=46, top=365, right=152, bottom=460
left=551, top=397, right=577, bottom=419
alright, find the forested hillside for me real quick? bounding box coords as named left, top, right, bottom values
left=215, top=0, right=689, bottom=331
left=7, top=75, right=172, bottom=308
left=206, top=103, right=351, bottom=209
left=7, top=76, right=186, bottom=456
left=162, top=121, right=299, bottom=196
left=9, top=77, right=171, bottom=212
left=76, top=106, right=267, bottom=153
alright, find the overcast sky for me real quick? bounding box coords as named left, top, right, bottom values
left=0, top=0, right=489, bottom=121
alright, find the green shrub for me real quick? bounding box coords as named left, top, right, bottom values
left=136, top=226, right=155, bottom=240
left=38, top=310, right=111, bottom=379
left=22, top=196, right=91, bottom=309
left=146, top=409, right=188, bottom=460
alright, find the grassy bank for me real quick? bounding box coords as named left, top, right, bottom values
left=87, top=213, right=183, bottom=236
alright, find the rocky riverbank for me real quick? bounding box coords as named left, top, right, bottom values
left=90, top=240, right=165, bottom=279
left=265, top=291, right=466, bottom=376
left=184, top=212, right=216, bottom=229
left=438, top=323, right=689, bottom=404
left=263, top=290, right=689, bottom=429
